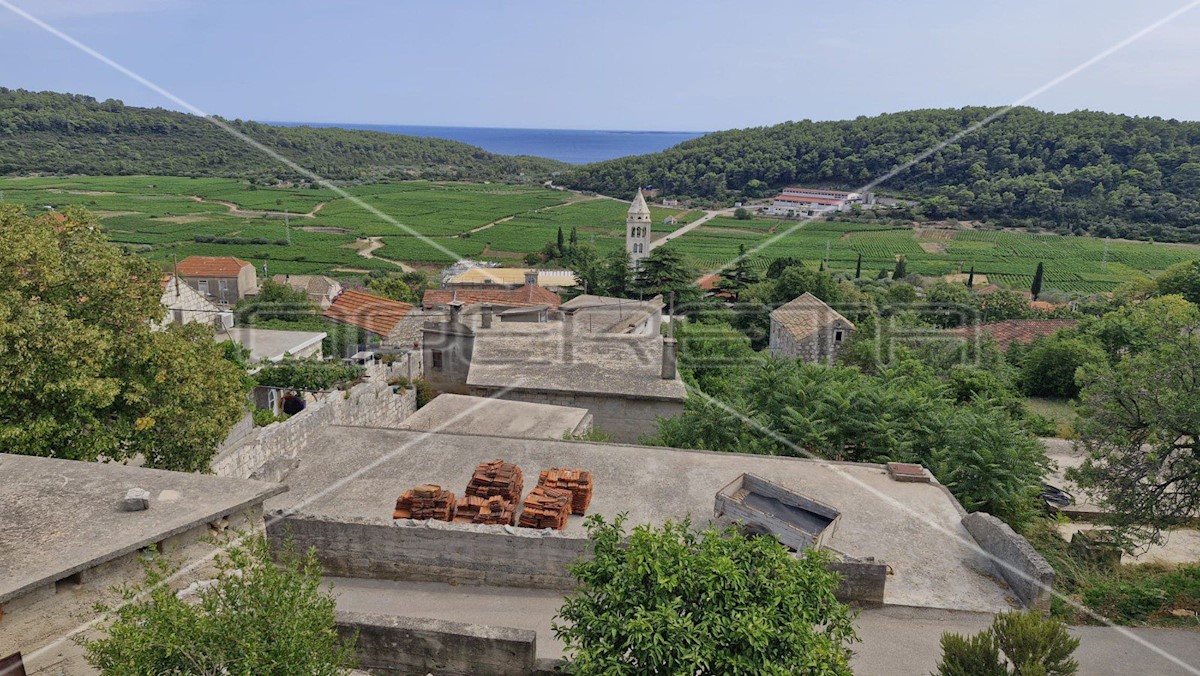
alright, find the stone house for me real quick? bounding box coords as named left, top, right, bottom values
left=421, top=295, right=684, bottom=442
left=156, top=273, right=230, bottom=330
left=175, top=256, right=258, bottom=307
left=272, top=274, right=343, bottom=309
left=769, top=292, right=855, bottom=363
left=322, top=290, right=414, bottom=350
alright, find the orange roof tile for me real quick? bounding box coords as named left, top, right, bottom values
left=323, top=290, right=413, bottom=336
left=947, top=319, right=1078, bottom=350
left=176, top=256, right=252, bottom=278
left=421, top=285, right=561, bottom=310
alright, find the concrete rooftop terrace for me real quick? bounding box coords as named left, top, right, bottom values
left=398, top=394, right=591, bottom=440
left=217, top=327, right=326, bottom=363
left=467, top=332, right=687, bottom=400
left=0, top=454, right=286, bottom=604
left=270, top=426, right=1013, bottom=612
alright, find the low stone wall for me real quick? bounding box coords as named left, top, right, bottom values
left=962, top=512, right=1055, bottom=613
left=271, top=513, right=889, bottom=608
left=212, top=365, right=416, bottom=481
left=467, top=387, right=684, bottom=443
left=337, top=611, right=537, bottom=676
left=269, top=514, right=584, bottom=591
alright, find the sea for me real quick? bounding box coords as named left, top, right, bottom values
left=267, top=122, right=706, bottom=164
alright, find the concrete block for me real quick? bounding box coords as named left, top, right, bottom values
left=121, top=488, right=150, bottom=511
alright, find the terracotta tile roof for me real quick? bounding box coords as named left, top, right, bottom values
left=176, top=256, right=252, bottom=278
left=770, top=292, right=854, bottom=342
left=323, top=290, right=413, bottom=336
left=947, top=319, right=1078, bottom=350
left=421, top=285, right=561, bottom=310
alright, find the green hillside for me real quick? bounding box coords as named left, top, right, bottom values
left=565, top=107, right=1200, bottom=242
left=0, top=88, right=566, bottom=182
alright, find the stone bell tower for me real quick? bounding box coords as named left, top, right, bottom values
left=625, top=188, right=652, bottom=267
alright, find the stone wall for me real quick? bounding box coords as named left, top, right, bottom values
left=962, top=512, right=1055, bottom=613
left=212, top=364, right=416, bottom=481
left=268, top=514, right=584, bottom=591
left=271, top=513, right=889, bottom=608
left=336, top=611, right=538, bottom=676
left=467, top=387, right=683, bottom=443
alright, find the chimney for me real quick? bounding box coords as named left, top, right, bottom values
left=661, top=337, right=678, bottom=380
left=448, top=300, right=464, bottom=324
left=525, top=270, right=539, bottom=287
left=481, top=303, right=493, bottom=329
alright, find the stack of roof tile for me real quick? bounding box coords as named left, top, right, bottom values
left=453, top=495, right=516, bottom=526
left=465, top=460, right=524, bottom=504
left=393, top=484, right=456, bottom=521
left=518, top=487, right=572, bottom=531
left=537, top=468, right=593, bottom=515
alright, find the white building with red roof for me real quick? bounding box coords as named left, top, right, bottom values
left=765, top=187, right=865, bottom=217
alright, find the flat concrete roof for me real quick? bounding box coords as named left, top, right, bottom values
left=271, top=427, right=1012, bottom=612
left=217, top=327, right=326, bottom=363
left=467, top=332, right=687, bottom=401
left=0, top=454, right=286, bottom=604
left=399, top=394, right=590, bottom=440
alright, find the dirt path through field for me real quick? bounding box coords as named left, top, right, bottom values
left=357, top=236, right=415, bottom=272
left=649, top=208, right=731, bottom=249
left=187, top=195, right=329, bottom=219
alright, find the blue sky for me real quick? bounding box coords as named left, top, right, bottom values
left=3, top=0, right=1200, bottom=131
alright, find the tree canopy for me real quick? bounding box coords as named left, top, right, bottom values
left=565, top=106, right=1200, bottom=242
left=0, top=205, right=246, bottom=471
left=554, top=516, right=857, bottom=675
left=83, top=535, right=356, bottom=675
left=0, top=88, right=565, bottom=182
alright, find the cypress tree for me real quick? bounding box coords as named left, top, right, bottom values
left=818, top=259, right=825, bottom=272
left=556, top=226, right=565, bottom=253
left=855, top=253, right=862, bottom=278
left=967, top=266, right=975, bottom=288
left=892, top=256, right=907, bottom=280
left=569, top=226, right=578, bottom=248
left=1031, top=262, right=1044, bottom=300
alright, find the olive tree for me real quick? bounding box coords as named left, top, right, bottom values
left=83, top=535, right=356, bottom=675
left=554, top=516, right=857, bottom=675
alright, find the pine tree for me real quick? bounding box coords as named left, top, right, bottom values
left=1031, top=261, right=1044, bottom=300
left=855, top=253, right=862, bottom=279
left=717, top=244, right=760, bottom=302
left=967, top=266, right=975, bottom=288
left=893, top=256, right=907, bottom=280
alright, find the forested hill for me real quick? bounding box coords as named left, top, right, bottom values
left=565, top=107, right=1200, bottom=242
left=0, top=89, right=566, bottom=182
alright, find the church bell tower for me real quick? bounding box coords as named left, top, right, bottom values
left=626, top=188, right=651, bottom=266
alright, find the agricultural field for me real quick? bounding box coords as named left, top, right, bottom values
left=4, top=175, right=1198, bottom=293
left=0, top=176, right=696, bottom=273
left=664, top=218, right=1200, bottom=295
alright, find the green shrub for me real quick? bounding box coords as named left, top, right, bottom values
left=554, top=516, right=857, bottom=675
left=936, top=611, right=1079, bottom=676
left=252, top=407, right=288, bottom=427
left=253, top=360, right=364, bottom=391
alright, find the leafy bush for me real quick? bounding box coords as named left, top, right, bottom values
left=936, top=611, right=1079, bottom=676
left=253, top=359, right=364, bottom=391
left=1017, top=335, right=1105, bottom=398
left=554, top=516, right=857, bottom=675
left=83, top=535, right=357, bottom=675
left=253, top=407, right=289, bottom=427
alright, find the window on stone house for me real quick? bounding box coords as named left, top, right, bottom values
left=431, top=350, right=444, bottom=370
left=834, top=329, right=844, bottom=343
left=218, top=279, right=229, bottom=292
left=198, top=279, right=209, bottom=295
